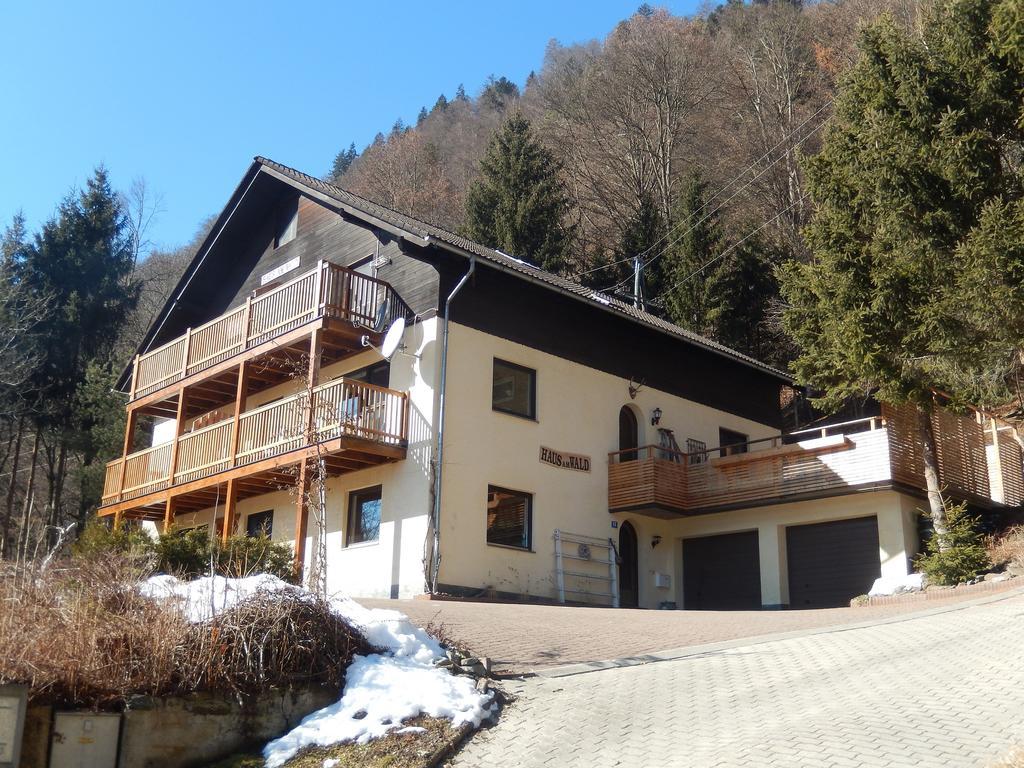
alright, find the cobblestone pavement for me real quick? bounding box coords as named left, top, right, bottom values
left=361, top=580, right=1022, bottom=675
left=446, top=592, right=1024, bottom=768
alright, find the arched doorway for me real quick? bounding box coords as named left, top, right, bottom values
left=619, top=405, right=639, bottom=462
left=618, top=521, right=639, bottom=608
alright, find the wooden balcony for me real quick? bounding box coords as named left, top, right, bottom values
left=609, top=405, right=1024, bottom=517
left=129, top=261, right=411, bottom=404
left=100, top=377, right=408, bottom=518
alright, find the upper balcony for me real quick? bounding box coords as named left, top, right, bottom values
left=128, top=260, right=412, bottom=405
left=609, top=404, right=1024, bottom=517
left=100, top=376, right=408, bottom=518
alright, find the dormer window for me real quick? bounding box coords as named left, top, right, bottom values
left=275, top=197, right=298, bottom=248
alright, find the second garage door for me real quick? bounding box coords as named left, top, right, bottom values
left=683, top=531, right=761, bottom=610
left=786, top=516, right=880, bottom=609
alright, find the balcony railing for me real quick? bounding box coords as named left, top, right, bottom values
left=609, top=405, right=1021, bottom=516
left=102, top=378, right=408, bottom=506
left=130, top=261, right=412, bottom=400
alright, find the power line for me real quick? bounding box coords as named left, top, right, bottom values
left=578, top=99, right=833, bottom=285
left=657, top=191, right=810, bottom=299
left=600, top=108, right=829, bottom=296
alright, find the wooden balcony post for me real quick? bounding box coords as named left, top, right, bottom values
left=313, top=259, right=325, bottom=316
left=229, top=361, right=249, bottom=468
left=241, top=295, right=253, bottom=348
left=167, top=386, right=188, bottom=487
left=162, top=496, right=176, bottom=535
left=222, top=478, right=238, bottom=545
left=129, top=354, right=140, bottom=400
left=181, top=327, right=193, bottom=378
left=116, top=410, right=138, bottom=503
left=113, top=509, right=123, bottom=531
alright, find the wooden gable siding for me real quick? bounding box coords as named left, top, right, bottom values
left=149, top=189, right=441, bottom=353
left=436, top=256, right=785, bottom=428
left=223, top=196, right=439, bottom=317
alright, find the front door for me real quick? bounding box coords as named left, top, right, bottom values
left=619, top=521, right=639, bottom=608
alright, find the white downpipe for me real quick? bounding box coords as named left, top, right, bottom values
left=430, top=256, right=475, bottom=592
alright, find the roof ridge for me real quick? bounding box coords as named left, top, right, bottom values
left=252, top=156, right=791, bottom=382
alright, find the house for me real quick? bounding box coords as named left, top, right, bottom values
left=99, top=157, right=1024, bottom=610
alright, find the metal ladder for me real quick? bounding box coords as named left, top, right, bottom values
left=554, top=529, right=620, bottom=608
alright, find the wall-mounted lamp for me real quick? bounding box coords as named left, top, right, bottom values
left=651, top=407, right=663, bottom=426
left=651, top=534, right=662, bottom=549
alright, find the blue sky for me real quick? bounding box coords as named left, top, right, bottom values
left=1, top=1, right=698, bottom=252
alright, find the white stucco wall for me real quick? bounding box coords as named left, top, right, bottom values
left=166, top=316, right=440, bottom=599
left=434, top=321, right=780, bottom=602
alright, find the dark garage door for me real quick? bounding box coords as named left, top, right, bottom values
left=683, top=531, right=761, bottom=610
left=787, top=516, right=880, bottom=609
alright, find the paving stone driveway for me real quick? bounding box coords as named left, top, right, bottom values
left=447, top=592, right=1024, bottom=768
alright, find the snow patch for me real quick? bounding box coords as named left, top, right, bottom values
left=139, top=575, right=491, bottom=766
left=868, top=572, right=925, bottom=597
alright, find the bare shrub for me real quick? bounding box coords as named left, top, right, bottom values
left=0, top=557, right=372, bottom=709
left=987, top=525, right=1024, bottom=570
left=179, top=591, right=377, bottom=696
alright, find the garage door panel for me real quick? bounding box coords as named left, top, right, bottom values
left=683, top=531, right=761, bottom=610
left=787, top=516, right=880, bottom=609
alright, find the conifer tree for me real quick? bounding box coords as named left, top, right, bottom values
left=329, top=143, right=358, bottom=181
left=779, top=0, right=1024, bottom=540
left=661, top=172, right=723, bottom=333
left=431, top=94, right=448, bottom=113
left=612, top=191, right=663, bottom=306
left=704, top=235, right=777, bottom=361
left=464, top=114, right=573, bottom=273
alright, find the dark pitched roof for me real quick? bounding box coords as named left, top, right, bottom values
left=254, top=157, right=791, bottom=382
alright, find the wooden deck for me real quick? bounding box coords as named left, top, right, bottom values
left=609, top=405, right=1024, bottom=517
left=128, top=260, right=411, bottom=403
left=99, top=377, right=408, bottom=518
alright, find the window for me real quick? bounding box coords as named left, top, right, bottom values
left=347, top=486, right=382, bottom=546
left=486, top=485, right=532, bottom=550
left=686, top=438, right=708, bottom=464
left=719, top=428, right=749, bottom=457
left=348, top=360, right=390, bottom=388
left=246, top=510, right=274, bottom=538
left=492, top=359, right=536, bottom=419
left=275, top=197, right=298, bottom=248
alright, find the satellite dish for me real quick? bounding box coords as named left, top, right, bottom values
left=380, top=317, right=406, bottom=360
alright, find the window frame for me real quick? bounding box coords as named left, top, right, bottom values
left=346, top=485, right=383, bottom=547
left=718, top=427, right=749, bottom=457
left=274, top=197, right=298, bottom=249
left=491, top=358, right=537, bottom=420
left=245, top=510, right=274, bottom=538
left=485, top=484, right=533, bottom=552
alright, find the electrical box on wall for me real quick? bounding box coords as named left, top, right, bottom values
left=0, top=684, right=28, bottom=768
left=50, top=712, right=120, bottom=768
left=653, top=572, right=671, bottom=589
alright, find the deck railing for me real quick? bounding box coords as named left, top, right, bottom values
left=101, top=378, right=408, bottom=506
left=131, top=261, right=412, bottom=399
left=609, top=406, right=1018, bottom=515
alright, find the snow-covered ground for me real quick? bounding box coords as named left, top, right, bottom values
left=140, top=574, right=495, bottom=767
left=868, top=572, right=925, bottom=596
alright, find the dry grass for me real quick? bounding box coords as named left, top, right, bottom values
left=987, top=525, right=1024, bottom=570
left=0, top=556, right=374, bottom=709
left=282, top=715, right=467, bottom=768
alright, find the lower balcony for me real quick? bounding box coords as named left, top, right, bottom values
left=609, top=404, right=1023, bottom=517
left=99, top=377, right=408, bottom=520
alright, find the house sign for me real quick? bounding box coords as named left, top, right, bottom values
left=260, top=256, right=300, bottom=286
left=539, top=446, right=591, bottom=473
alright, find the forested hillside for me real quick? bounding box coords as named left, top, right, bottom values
left=332, top=0, right=925, bottom=365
